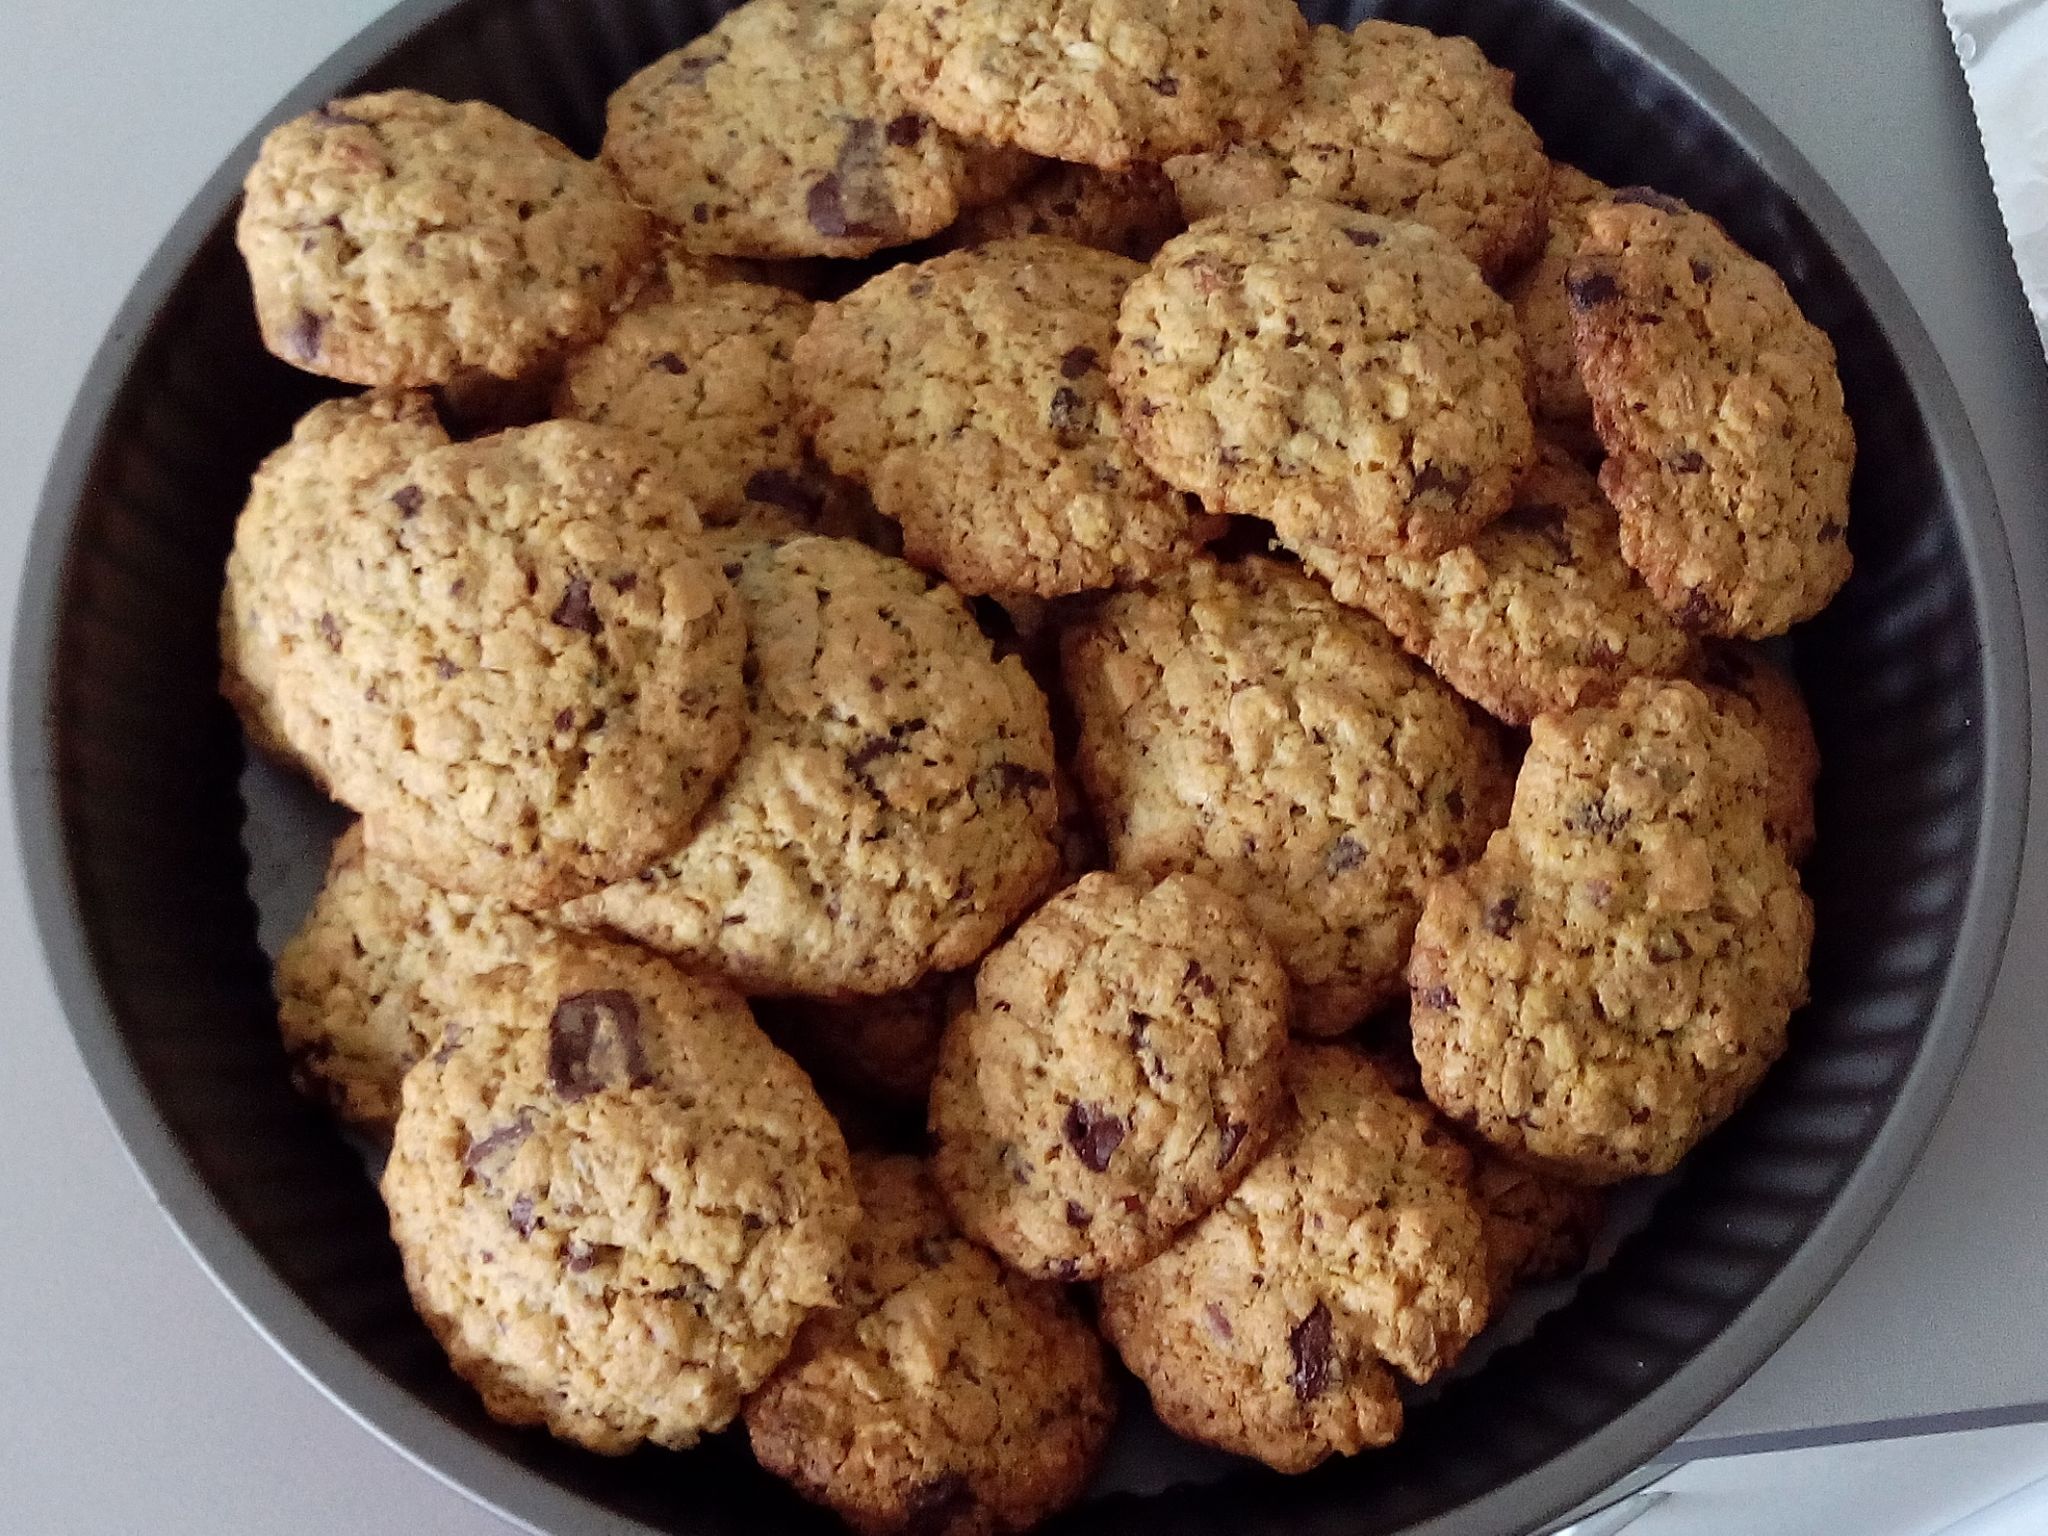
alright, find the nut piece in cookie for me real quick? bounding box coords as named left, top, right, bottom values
left=940, top=161, right=1185, bottom=261
left=1061, top=556, right=1513, bottom=1036
left=381, top=930, right=857, bottom=1453
left=797, top=236, right=1207, bottom=598
left=1098, top=1046, right=1492, bottom=1473
left=1167, top=21, right=1550, bottom=281
left=1568, top=191, right=1855, bottom=637
left=1692, top=640, right=1821, bottom=863
left=1297, top=436, right=1697, bottom=725
left=236, top=90, right=653, bottom=387
left=746, top=1154, right=1115, bottom=1535
left=602, top=0, right=1033, bottom=259
left=222, top=402, right=749, bottom=908
left=873, top=0, right=1309, bottom=170
left=1410, top=680, right=1813, bottom=1183
left=1505, top=162, right=1613, bottom=452
left=1113, top=198, right=1531, bottom=560
left=276, top=823, right=549, bottom=1135
left=558, top=534, right=1060, bottom=997
left=930, top=871, right=1291, bottom=1279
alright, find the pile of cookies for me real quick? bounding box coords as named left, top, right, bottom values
left=223, top=0, right=1846, bottom=1529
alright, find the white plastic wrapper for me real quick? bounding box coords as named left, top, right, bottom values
left=1944, top=0, right=2048, bottom=359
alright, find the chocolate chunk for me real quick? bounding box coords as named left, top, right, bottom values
left=905, top=1473, right=975, bottom=1536
left=547, top=990, right=651, bottom=1101
left=1690, top=257, right=1714, bottom=284
left=1484, top=895, right=1520, bottom=937
left=1063, top=1102, right=1126, bottom=1172
left=462, top=1113, right=533, bottom=1176
left=554, top=707, right=575, bottom=733
left=884, top=112, right=925, bottom=147
left=1584, top=877, right=1614, bottom=907
left=1059, top=345, right=1099, bottom=379
left=1670, top=450, right=1706, bottom=473
left=649, top=351, right=688, bottom=375
left=1613, top=186, right=1686, bottom=213
left=311, top=103, right=368, bottom=128
left=1674, top=588, right=1723, bottom=632
left=1445, top=787, right=1466, bottom=818
left=907, top=273, right=935, bottom=299
left=550, top=575, right=601, bottom=635
left=1411, top=462, right=1471, bottom=501
left=508, top=1194, right=540, bottom=1237
left=807, top=120, right=896, bottom=241
left=1047, top=1258, right=1082, bottom=1282
left=806, top=175, right=858, bottom=239
left=989, top=761, right=1052, bottom=796
left=284, top=308, right=324, bottom=363
left=1568, top=798, right=1631, bottom=837
left=744, top=467, right=823, bottom=516
left=391, top=484, right=423, bottom=516
left=1648, top=929, right=1694, bottom=963
left=1419, top=984, right=1457, bottom=1011
left=1205, top=1302, right=1234, bottom=1341
left=1216, top=1118, right=1248, bottom=1168
left=610, top=572, right=638, bottom=594
left=433, top=655, right=461, bottom=679
left=316, top=612, right=342, bottom=651
left=1065, top=1200, right=1093, bottom=1228
left=565, top=1239, right=599, bottom=1273
left=1148, top=75, right=1180, bottom=96
left=1182, top=959, right=1216, bottom=997
left=1819, top=521, right=1846, bottom=543
left=1323, top=834, right=1366, bottom=877
left=1566, top=270, right=1620, bottom=310
left=848, top=736, right=904, bottom=774
left=1344, top=227, right=1382, bottom=248
left=1048, top=385, right=1092, bottom=449
left=673, top=51, right=723, bottom=86
left=1289, top=1301, right=1334, bottom=1400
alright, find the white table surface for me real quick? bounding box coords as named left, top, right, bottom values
left=3, top=1, right=2046, bottom=1532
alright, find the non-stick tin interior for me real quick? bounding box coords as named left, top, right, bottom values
left=13, top=1, right=2027, bottom=1533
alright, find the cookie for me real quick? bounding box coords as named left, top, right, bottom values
left=221, top=402, right=748, bottom=907
left=1297, top=437, right=1697, bottom=725
left=1694, top=641, right=1821, bottom=862
left=939, top=161, right=1184, bottom=261
left=1166, top=21, right=1549, bottom=281
left=1097, top=1046, right=1491, bottom=1473
left=559, top=534, right=1060, bottom=996
left=1505, top=162, right=1611, bottom=452
left=381, top=930, right=857, bottom=1452
left=602, top=0, right=1034, bottom=260
left=1409, top=680, right=1813, bottom=1182
left=797, top=237, right=1206, bottom=598
left=275, top=823, right=548, bottom=1135
left=1470, top=1148, right=1604, bottom=1304
left=873, top=0, right=1308, bottom=170
left=930, top=871, right=1291, bottom=1279
left=555, top=252, right=836, bottom=535
left=1568, top=191, right=1855, bottom=636
left=746, top=1154, right=1116, bottom=1535
left=1113, top=198, right=1531, bottom=560
left=237, top=90, right=652, bottom=387
left=1060, top=556, right=1514, bottom=1036
left=771, top=971, right=962, bottom=1108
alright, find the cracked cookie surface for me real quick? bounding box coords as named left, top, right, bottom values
left=1113, top=198, right=1531, bottom=560
left=745, top=1154, right=1115, bottom=1535
left=1060, top=556, right=1512, bottom=1035
left=237, top=90, right=652, bottom=386
left=930, top=871, right=1290, bottom=1279
left=381, top=930, right=856, bottom=1452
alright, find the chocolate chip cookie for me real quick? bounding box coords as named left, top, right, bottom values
left=746, top=1154, right=1116, bottom=1535
left=1097, top=1045, right=1491, bottom=1473
left=222, top=403, right=748, bottom=907
left=873, top=0, right=1309, bottom=170
left=558, top=534, right=1060, bottom=996
left=1505, top=162, right=1611, bottom=452
left=930, top=871, right=1291, bottom=1279
left=381, top=930, right=857, bottom=1452
left=237, top=90, right=653, bottom=386
left=1470, top=1148, right=1604, bottom=1304
left=939, top=161, right=1184, bottom=261
left=1568, top=191, right=1855, bottom=636
left=276, top=823, right=547, bottom=1134
left=1113, top=198, right=1531, bottom=559
left=1297, top=437, right=1697, bottom=725
left=1166, top=21, right=1549, bottom=280
left=603, top=0, right=1033, bottom=259
left=1694, top=640, right=1821, bottom=863
left=796, top=237, right=1206, bottom=597
left=1061, top=556, right=1513, bottom=1035
left=1410, top=679, right=1813, bottom=1182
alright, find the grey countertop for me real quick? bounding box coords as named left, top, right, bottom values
left=3, top=0, right=2045, bottom=1530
